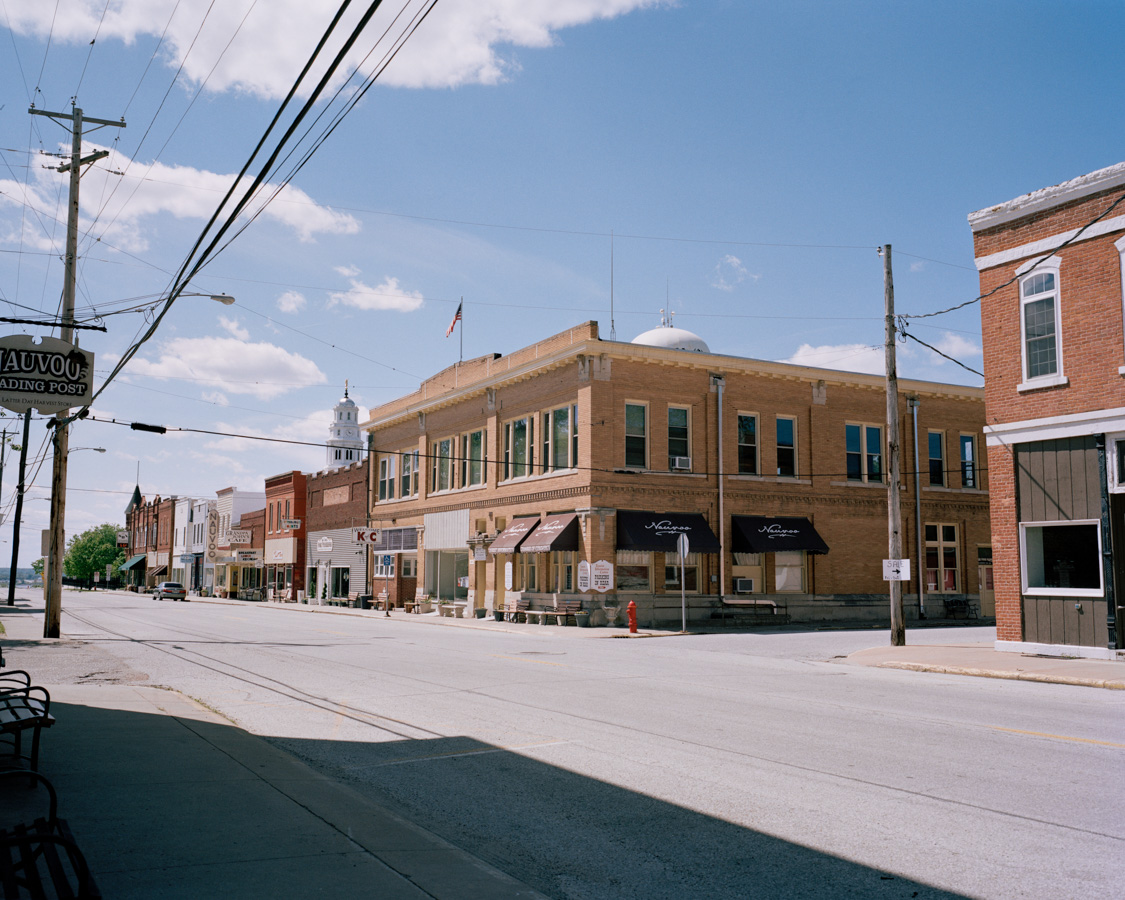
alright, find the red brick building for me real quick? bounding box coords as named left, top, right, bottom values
left=264, top=471, right=307, bottom=600
left=306, top=459, right=380, bottom=604
left=969, top=161, right=1125, bottom=657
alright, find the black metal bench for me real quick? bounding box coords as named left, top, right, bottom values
left=0, top=770, right=100, bottom=899
left=0, top=674, right=54, bottom=773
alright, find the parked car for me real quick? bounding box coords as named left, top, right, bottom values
left=152, top=581, right=187, bottom=601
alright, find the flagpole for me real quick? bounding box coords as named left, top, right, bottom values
left=459, top=296, right=463, bottom=363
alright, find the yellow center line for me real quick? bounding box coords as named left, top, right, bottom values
left=991, top=725, right=1125, bottom=749
left=490, top=654, right=567, bottom=667
left=312, top=629, right=351, bottom=636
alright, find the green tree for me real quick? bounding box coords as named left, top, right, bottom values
left=31, top=558, right=44, bottom=577
left=64, top=523, right=125, bottom=580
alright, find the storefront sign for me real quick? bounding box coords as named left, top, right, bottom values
left=281, top=518, right=302, bottom=529
left=228, top=530, right=251, bottom=544
left=179, top=554, right=193, bottom=563
left=577, top=560, right=591, bottom=592
left=352, top=528, right=380, bottom=544
left=236, top=550, right=261, bottom=563
left=504, top=560, right=513, bottom=591
left=0, top=335, right=94, bottom=414
left=207, top=509, right=219, bottom=561
left=317, top=537, right=333, bottom=552
left=883, top=559, right=911, bottom=581
left=116, top=530, right=129, bottom=547
left=592, top=560, right=613, bottom=593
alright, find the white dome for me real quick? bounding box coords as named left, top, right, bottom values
left=631, top=325, right=710, bottom=353
left=337, top=395, right=357, bottom=408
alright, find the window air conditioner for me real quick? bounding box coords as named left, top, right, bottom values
left=734, top=578, right=755, bottom=594
left=670, top=456, right=692, bottom=470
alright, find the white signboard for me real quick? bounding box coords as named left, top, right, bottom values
left=116, top=530, right=129, bottom=546
left=236, top=550, right=261, bottom=563
left=0, top=335, right=94, bottom=414
left=228, top=530, right=252, bottom=545
left=473, top=547, right=487, bottom=561
left=281, top=518, right=302, bottom=530
left=504, top=560, right=513, bottom=591
left=591, top=560, right=613, bottom=593
left=352, top=528, right=380, bottom=544
left=577, top=560, right=591, bottom=592
left=676, top=533, right=690, bottom=559
left=317, top=537, right=333, bottom=552
left=882, top=559, right=912, bottom=581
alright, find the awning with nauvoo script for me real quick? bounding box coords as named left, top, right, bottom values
left=488, top=517, right=539, bottom=554
left=119, top=554, right=146, bottom=571
left=518, top=513, right=580, bottom=553
left=615, top=510, right=720, bottom=553
left=731, top=516, right=829, bottom=554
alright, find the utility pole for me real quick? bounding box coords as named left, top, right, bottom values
left=7, top=411, right=31, bottom=605
left=30, top=104, right=125, bottom=638
left=883, top=245, right=905, bottom=646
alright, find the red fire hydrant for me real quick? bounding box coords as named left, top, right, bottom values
left=627, top=599, right=638, bottom=634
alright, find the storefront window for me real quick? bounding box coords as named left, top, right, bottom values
left=774, top=551, right=805, bottom=592
left=520, top=554, right=538, bottom=591
left=925, top=524, right=959, bottom=592
left=1021, top=521, right=1102, bottom=594
left=616, top=550, right=651, bottom=591
left=664, top=552, right=699, bottom=592
left=552, top=551, right=575, bottom=592
left=331, top=567, right=350, bottom=598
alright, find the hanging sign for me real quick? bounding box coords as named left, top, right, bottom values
left=281, top=518, right=302, bottom=529
left=228, top=530, right=252, bottom=544
left=0, top=335, right=94, bottom=414
left=352, top=528, right=380, bottom=544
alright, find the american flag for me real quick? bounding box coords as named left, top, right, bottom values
left=446, top=300, right=462, bottom=337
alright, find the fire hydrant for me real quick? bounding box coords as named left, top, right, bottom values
left=627, top=599, right=637, bottom=634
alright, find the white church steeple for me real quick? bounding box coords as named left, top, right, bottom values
left=327, top=381, right=364, bottom=470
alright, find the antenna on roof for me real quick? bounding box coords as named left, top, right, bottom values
left=610, top=230, right=616, bottom=341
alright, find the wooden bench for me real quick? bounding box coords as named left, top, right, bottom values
left=501, top=598, right=530, bottom=622
left=537, top=599, right=583, bottom=626
left=0, top=770, right=101, bottom=899
left=0, top=676, right=54, bottom=773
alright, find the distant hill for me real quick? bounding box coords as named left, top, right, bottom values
left=0, top=568, right=38, bottom=584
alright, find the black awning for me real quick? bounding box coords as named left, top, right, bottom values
left=731, top=516, right=829, bottom=554
left=488, top=517, right=539, bottom=554
left=119, top=554, right=146, bottom=571
left=519, top=513, right=580, bottom=553
left=616, top=510, right=720, bottom=553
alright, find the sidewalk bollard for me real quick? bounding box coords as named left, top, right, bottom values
left=627, top=599, right=637, bottom=634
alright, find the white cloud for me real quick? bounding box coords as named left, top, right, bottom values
left=781, top=343, right=886, bottom=375
left=202, top=391, right=230, bottom=406
left=0, top=144, right=359, bottom=255
left=5, top=1, right=666, bottom=98
left=328, top=276, right=424, bottom=312
left=126, top=336, right=327, bottom=400
left=218, top=316, right=249, bottom=340
left=710, top=254, right=755, bottom=292
left=910, top=260, right=926, bottom=273
left=334, top=264, right=361, bottom=278
left=277, top=291, right=307, bottom=314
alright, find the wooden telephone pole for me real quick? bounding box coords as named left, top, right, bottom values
left=30, top=104, right=124, bottom=638
left=883, top=245, right=906, bottom=646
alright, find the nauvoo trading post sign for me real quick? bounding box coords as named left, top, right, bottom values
left=0, top=335, right=94, bottom=414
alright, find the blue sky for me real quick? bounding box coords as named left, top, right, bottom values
left=0, top=0, right=1122, bottom=565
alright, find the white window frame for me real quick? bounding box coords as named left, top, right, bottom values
left=1109, top=433, right=1125, bottom=494
left=1017, top=256, right=1067, bottom=391
left=775, top=415, right=797, bottom=478
left=664, top=551, right=700, bottom=593
left=400, top=450, right=419, bottom=497
left=928, top=430, right=945, bottom=487
left=1019, top=519, right=1104, bottom=597
left=774, top=550, right=805, bottom=593
left=502, top=416, right=534, bottom=481
left=378, top=455, right=396, bottom=501
left=541, top=406, right=577, bottom=473
left=925, top=523, right=960, bottom=593
left=624, top=402, right=648, bottom=470
left=845, top=422, right=883, bottom=483
left=615, top=550, right=651, bottom=592
left=461, top=429, right=485, bottom=487
left=431, top=438, right=453, bottom=492
left=667, top=405, right=691, bottom=471
left=1118, top=235, right=1125, bottom=374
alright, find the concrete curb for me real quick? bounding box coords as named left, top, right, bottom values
left=874, top=660, right=1125, bottom=690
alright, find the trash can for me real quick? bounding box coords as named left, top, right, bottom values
left=358, top=594, right=373, bottom=610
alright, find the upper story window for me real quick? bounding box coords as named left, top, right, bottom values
left=960, top=434, right=977, bottom=489
left=926, top=523, right=960, bottom=592
left=378, top=456, right=396, bottom=501
left=1018, top=259, right=1065, bottom=389
left=400, top=450, right=419, bottom=498
left=461, top=429, right=485, bottom=487
left=431, top=438, right=453, bottom=491
left=846, top=423, right=882, bottom=483
left=502, top=416, right=533, bottom=480
left=625, top=403, right=647, bottom=469
left=928, top=431, right=945, bottom=486
left=776, top=416, right=797, bottom=478
left=668, top=406, right=691, bottom=470
left=541, top=405, right=577, bottom=472
left=737, top=414, right=758, bottom=475
left=268, top=505, right=273, bottom=533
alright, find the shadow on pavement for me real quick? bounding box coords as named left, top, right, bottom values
left=20, top=699, right=968, bottom=900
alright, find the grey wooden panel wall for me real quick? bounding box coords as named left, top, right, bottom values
left=1016, top=437, right=1101, bottom=522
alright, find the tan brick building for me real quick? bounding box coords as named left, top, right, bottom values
left=364, top=321, right=990, bottom=626
left=969, top=162, right=1125, bottom=657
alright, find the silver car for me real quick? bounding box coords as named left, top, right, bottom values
left=152, top=581, right=188, bottom=601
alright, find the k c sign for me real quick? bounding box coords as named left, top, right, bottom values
left=352, top=528, right=381, bottom=544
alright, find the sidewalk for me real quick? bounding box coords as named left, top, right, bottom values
left=0, top=599, right=545, bottom=900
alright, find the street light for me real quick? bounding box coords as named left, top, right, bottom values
left=181, top=291, right=236, bottom=305
left=71, top=447, right=107, bottom=454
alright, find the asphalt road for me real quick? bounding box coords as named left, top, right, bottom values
left=23, top=591, right=1125, bottom=899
